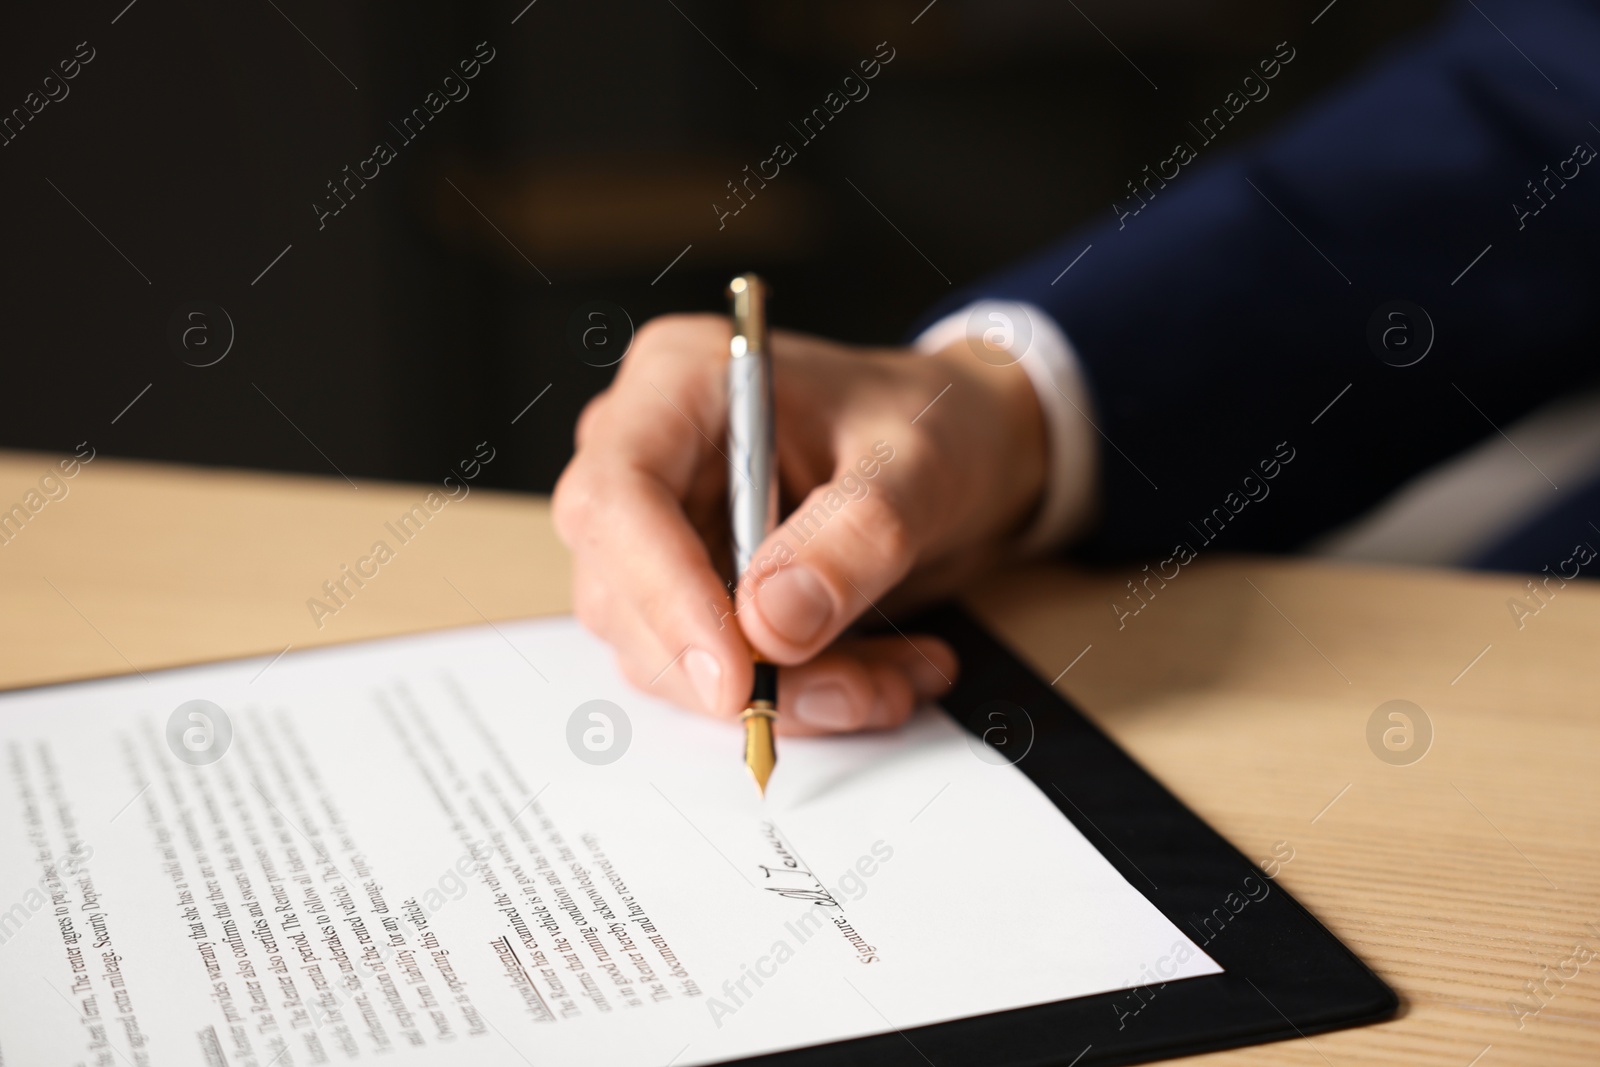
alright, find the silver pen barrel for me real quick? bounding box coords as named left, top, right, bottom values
left=727, top=274, right=776, bottom=581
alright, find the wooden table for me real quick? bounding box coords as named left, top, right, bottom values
left=3, top=450, right=1596, bottom=1065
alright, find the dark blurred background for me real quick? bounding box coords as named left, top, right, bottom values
left=1, top=0, right=1442, bottom=493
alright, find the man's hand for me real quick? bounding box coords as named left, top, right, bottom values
left=553, top=314, right=1049, bottom=734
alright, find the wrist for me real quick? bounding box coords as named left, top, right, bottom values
left=928, top=341, right=1049, bottom=547
left=913, top=301, right=1099, bottom=554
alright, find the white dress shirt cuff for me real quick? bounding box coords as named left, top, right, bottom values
left=914, top=301, right=1098, bottom=555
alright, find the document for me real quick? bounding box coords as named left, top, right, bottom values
left=0, top=618, right=1219, bottom=1066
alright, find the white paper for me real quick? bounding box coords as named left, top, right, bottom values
left=0, top=617, right=1219, bottom=1067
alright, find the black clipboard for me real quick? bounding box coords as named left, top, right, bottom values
left=739, top=604, right=1397, bottom=1067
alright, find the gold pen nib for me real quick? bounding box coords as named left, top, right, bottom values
left=742, top=701, right=777, bottom=796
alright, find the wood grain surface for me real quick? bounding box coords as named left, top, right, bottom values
left=2, top=450, right=1595, bottom=1065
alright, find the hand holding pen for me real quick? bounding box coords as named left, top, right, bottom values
left=552, top=296, right=1052, bottom=751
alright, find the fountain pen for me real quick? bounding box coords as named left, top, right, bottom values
left=726, top=273, right=779, bottom=795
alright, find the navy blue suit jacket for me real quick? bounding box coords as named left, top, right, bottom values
left=938, top=0, right=1600, bottom=562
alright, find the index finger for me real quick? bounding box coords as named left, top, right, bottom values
left=596, top=314, right=736, bottom=493
left=553, top=315, right=756, bottom=717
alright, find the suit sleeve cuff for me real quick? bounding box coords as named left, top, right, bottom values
left=913, top=301, right=1098, bottom=555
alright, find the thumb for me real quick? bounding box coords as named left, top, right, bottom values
left=737, top=442, right=922, bottom=663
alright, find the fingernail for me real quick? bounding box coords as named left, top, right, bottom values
left=683, top=648, right=722, bottom=712
left=794, top=681, right=859, bottom=730
left=754, top=564, right=834, bottom=647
